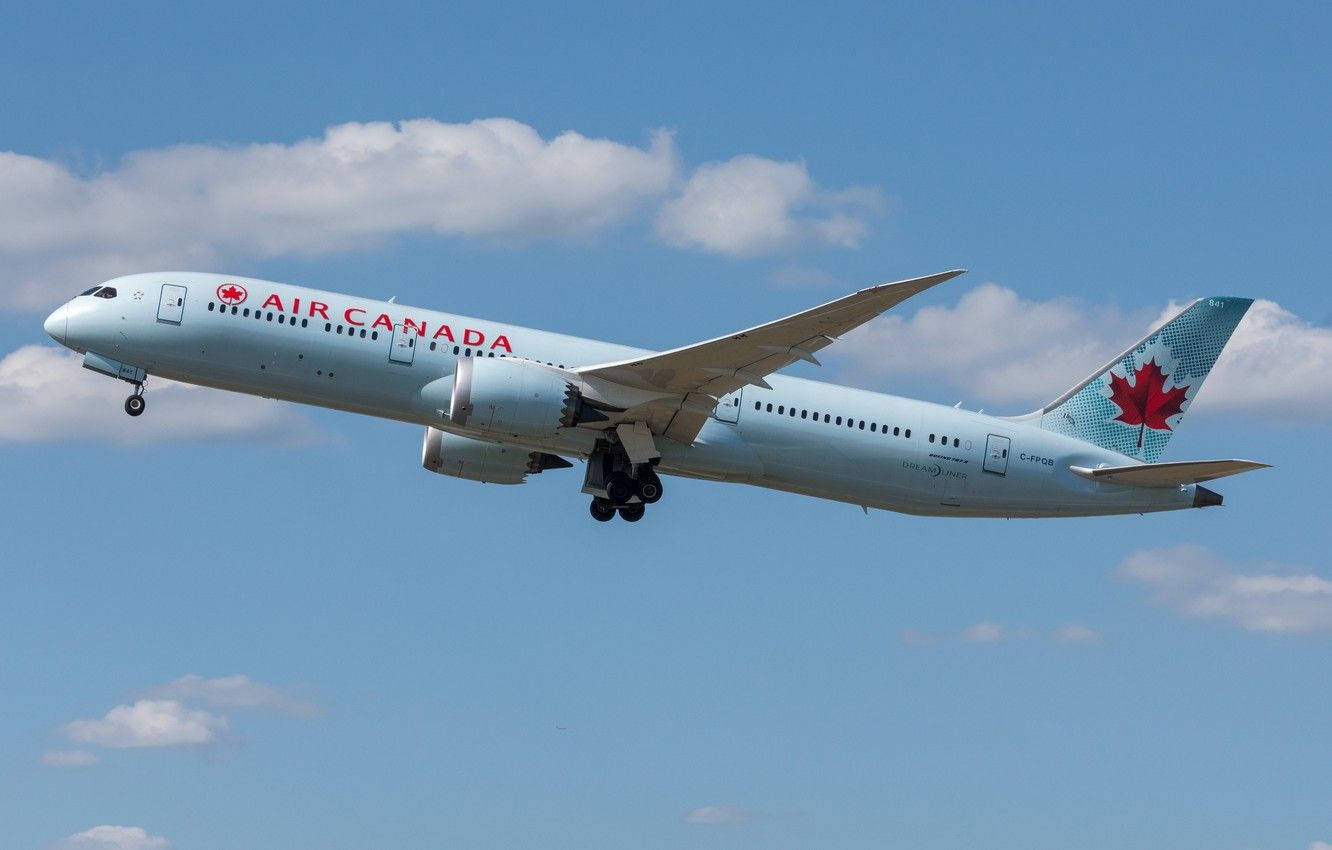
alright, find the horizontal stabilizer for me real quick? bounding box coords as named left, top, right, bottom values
left=1070, top=459, right=1270, bottom=487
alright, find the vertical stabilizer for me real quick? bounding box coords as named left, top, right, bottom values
left=1034, top=296, right=1252, bottom=462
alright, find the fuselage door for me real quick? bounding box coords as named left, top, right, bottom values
left=157, top=284, right=187, bottom=324
left=983, top=434, right=1010, bottom=475
left=389, top=324, right=416, bottom=365
left=713, top=388, right=743, bottom=423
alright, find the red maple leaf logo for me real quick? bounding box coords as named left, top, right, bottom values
left=216, top=283, right=247, bottom=305
left=1107, top=358, right=1189, bottom=448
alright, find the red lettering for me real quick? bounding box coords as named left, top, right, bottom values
left=345, top=307, right=366, bottom=326
left=403, top=317, right=427, bottom=336
left=372, top=313, right=394, bottom=331
left=261, top=293, right=284, bottom=311
left=291, top=297, right=301, bottom=314
left=463, top=328, right=484, bottom=346
left=309, top=301, right=329, bottom=319
left=490, top=334, right=512, bottom=353
left=432, top=324, right=455, bottom=342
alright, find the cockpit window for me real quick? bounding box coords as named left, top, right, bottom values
left=93, top=287, right=117, bottom=299
left=80, top=286, right=102, bottom=296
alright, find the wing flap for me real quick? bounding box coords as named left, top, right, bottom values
left=1070, top=459, right=1270, bottom=487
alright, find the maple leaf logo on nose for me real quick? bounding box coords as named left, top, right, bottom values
left=1107, top=358, right=1189, bottom=448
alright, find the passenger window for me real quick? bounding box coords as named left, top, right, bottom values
left=336, top=325, right=343, bottom=334
left=801, top=410, right=807, bottom=419
left=207, top=302, right=215, bottom=311
left=278, top=314, right=285, bottom=324
left=893, top=426, right=900, bottom=436
left=430, top=342, right=437, bottom=351
left=453, top=346, right=460, bottom=355
left=836, top=416, right=842, bottom=425
left=905, top=429, right=912, bottom=438
left=766, top=403, right=773, bottom=412
left=929, top=434, right=935, bottom=443
left=870, top=423, right=877, bottom=432
left=954, top=438, right=960, bottom=448
left=755, top=401, right=761, bottom=410
left=778, top=405, right=784, bottom=414
left=824, top=414, right=830, bottom=423
left=324, top=322, right=331, bottom=331
left=371, top=331, right=378, bottom=340
left=302, top=319, right=309, bottom=328
left=243, top=308, right=251, bottom=317
left=789, top=407, right=795, bottom=417
left=360, top=329, right=367, bottom=338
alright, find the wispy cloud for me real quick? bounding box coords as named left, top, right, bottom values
left=2, top=119, right=881, bottom=311
left=838, top=284, right=1332, bottom=419
left=657, top=155, right=881, bottom=256
left=1118, top=545, right=1332, bottom=633
left=64, top=700, right=228, bottom=749
left=59, top=674, right=319, bottom=753
left=683, top=805, right=756, bottom=825
left=52, top=825, right=169, bottom=850
left=40, top=750, right=98, bottom=768
left=138, top=674, right=318, bottom=717
left=902, top=621, right=1101, bottom=646
left=0, top=346, right=326, bottom=445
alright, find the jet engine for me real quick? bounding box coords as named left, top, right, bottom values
left=421, top=427, right=570, bottom=484
left=448, top=356, right=608, bottom=439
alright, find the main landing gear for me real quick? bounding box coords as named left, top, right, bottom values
left=124, top=382, right=146, bottom=417
left=583, top=439, right=664, bottom=523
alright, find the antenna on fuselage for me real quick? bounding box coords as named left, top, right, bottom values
left=388, top=296, right=397, bottom=303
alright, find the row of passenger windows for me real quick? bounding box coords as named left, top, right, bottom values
left=752, top=399, right=963, bottom=447
left=754, top=400, right=912, bottom=438
left=209, top=301, right=313, bottom=329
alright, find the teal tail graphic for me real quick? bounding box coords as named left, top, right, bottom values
left=1033, top=296, right=1253, bottom=463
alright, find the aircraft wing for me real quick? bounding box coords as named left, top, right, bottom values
left=577, top=269, right=965, bottom=443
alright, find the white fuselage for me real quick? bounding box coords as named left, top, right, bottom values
left=44, top=273, right=1202, bottom=517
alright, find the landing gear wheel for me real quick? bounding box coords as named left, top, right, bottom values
left=635, top=471, right=663, bottom=504
left=124, top=394, right=146, bottom=417
left=605, top=472, right=633, bottom=505
left=589, top=498, right=616, bottom=522
left=618, top=504, right=645, bottom=522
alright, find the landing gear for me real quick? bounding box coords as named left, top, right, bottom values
left=604, top=472, right=633, bottom=504
left=589, top=497, right=616, bottom=522
left=635, top=471, right=663, bottom=504
left=124, top=384, right=146, bottom=417
left=583, top=438, right=665, bottom=523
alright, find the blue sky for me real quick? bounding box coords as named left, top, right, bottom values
left=2, top=3, right=1331, bottom=849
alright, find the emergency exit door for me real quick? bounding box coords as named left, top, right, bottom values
left=389, top=324, right=415, bottom=364
left=713, top=388, right=743, bottom=423
left=157, top=284, right=187, bottom=324
left=983, top=434, right=1010, bottom=475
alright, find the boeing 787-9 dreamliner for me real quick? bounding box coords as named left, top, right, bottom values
left=43, top=270, right=1267, bottom=522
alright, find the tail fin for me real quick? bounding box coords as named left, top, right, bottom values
left=1031, top=296, right=1252, bottom=462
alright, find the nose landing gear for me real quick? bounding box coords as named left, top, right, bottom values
left=124, top=383, right=146, bottom=417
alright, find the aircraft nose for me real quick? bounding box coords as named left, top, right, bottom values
left=44, top=303, right=68, bottom=343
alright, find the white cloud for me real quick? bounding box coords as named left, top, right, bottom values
left=1309, top=842, right=1332, bottom=850
left=52, top=825, right=169, bottom=850
left=41, top=750, right=98, bottom=767
left=683, top=805, right=754, bottom=825
left=656, top=155, right=880, bottom=256
left=139, top=674, right=318, bottom=717
left=1052, top=624, right=1104, bottom=644
left=64, top=700, right=227, bottom=748
left=961, top=621, right=1006, bottom=643
left=1119, top=545, right=1332, bottom=633
left=0, top=118, right=677, bottom=310
left=0, top=345, right=325, bottom=445
left=838, top=284, right=1332, bottom=419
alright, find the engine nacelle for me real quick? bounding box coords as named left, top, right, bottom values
left=449, top=356, right=595, bottom=439
left=421, top=427, right=536, bottom=484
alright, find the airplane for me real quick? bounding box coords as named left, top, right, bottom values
left=41, top=270, right=1268, bottom=522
